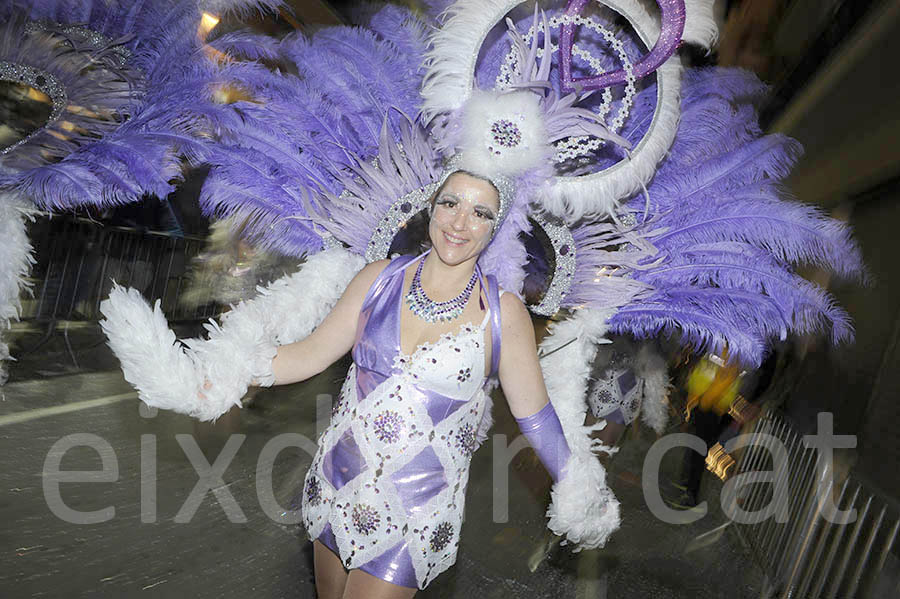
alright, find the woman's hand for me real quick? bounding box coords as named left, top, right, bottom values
left=197, top=380, right=213, bottom=401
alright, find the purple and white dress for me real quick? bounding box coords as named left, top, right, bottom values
left=301, top=252, right=503, bottom=589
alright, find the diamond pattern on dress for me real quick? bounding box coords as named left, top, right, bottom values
left=390, top=446, right=448, bottom=517
left=322, top=428, right=368, bottom=490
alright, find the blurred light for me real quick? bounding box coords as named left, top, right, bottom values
left=25, top=88, right=50, bottom=104
left=199, top=12, right=220, bottom=39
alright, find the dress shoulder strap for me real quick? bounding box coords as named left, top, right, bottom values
left=360, top=252, right=421, bottom=310
left=484, top=273, right=502, bottom=379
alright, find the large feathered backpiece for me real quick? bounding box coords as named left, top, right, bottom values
left=0, top=0, right=290, bottom=381
left=96, top=0, right=863, bottom=552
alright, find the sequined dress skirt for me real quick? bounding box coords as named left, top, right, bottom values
left=301, top=358, right=489, bottom=589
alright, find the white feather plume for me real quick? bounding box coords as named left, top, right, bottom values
left=101, top=247, right=365, bottom=421
left=548, top=451, right=621, bottom=549
left=635, top=343, right=670, bottom=434
left=421, top=0, right=523, bottom=121
left=540, top=307, right=622, bottom=549
left=100, top=285, right=210, bottom=417
left=0, top=195, right=35, bottom=385
left=683, top=0, right=719, bottom=49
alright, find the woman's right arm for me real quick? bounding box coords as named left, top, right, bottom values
left=269, top=259, right=390, bottom=385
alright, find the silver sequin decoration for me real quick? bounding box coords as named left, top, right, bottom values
left=429, top=522, right=454, bottom=552
left=25, top=21, right=132, bottom=68
left=529, top=213, right=576, bottom=316
left=0, top=61, right=67, bottom=156
left=365, top=184, right=436, bottom=263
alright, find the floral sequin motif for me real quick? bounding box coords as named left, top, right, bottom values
left=454, top=424, right=475, bottom=455
left=305, top=476, right=322, bottom=506
left=456, top=367, right=471, bottom=382
left=351, top=503, right=380, bottom=535
left=373, top=410, right=404, bottom=444
left=429, top=522, right=454, bottom=552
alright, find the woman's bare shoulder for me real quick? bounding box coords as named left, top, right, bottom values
left=359, top=258, right=392, bottom=281
left=344, top=258, right=391, bottom=300
left=498, top=290, right=531, bottom=332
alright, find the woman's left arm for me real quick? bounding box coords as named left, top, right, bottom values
left=497, top=293, right=571, bottom=481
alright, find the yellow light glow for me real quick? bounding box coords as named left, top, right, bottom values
left=26, top=88, right=50, bottom=103
left=199, top=12, right=220, bottom=39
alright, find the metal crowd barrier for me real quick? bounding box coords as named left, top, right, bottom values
left=729, top=411, right=899, bottom=598
left=19, top=214, right=217, bottom=324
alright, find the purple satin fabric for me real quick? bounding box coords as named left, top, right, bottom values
left=316, top=252, right=502, bottom=588
left=515, top=402, right=572, bottom=482
left=317, top=524, right=418, bottom=588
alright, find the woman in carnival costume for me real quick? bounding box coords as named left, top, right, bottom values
left=0, top=0, right=861, bottom=595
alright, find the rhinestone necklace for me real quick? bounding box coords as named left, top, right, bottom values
left=405, top=257, right=478, bottom=323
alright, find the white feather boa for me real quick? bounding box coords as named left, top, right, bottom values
left=100, top=247, right=364, bottom=421
left=0, top=195, right=35, bottom=385
left=540, top=308, right=622, bottom=549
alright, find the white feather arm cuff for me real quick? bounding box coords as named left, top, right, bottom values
left=540, top=308, right=623, bottom=549
left=100, top=247, right=365, bottom=421
left=548, top=451, right=621, bottom=550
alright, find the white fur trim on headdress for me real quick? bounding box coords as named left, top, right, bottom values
left=421, top=0, right=524, bottom=121
left=458, top=90, right=550, bottom=178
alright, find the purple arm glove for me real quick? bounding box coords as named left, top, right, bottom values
left=515, top=401, right=572, bottom=482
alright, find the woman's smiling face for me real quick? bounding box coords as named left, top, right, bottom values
left=428, top=172, right=500, bottom=266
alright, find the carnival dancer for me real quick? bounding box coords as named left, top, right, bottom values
left=98, top=0, right=863, bottom=595
left=256, top=168, right=569, bottom=595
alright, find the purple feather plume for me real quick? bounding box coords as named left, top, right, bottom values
left=0, top=1, right=229, bottom=209
left=605, top=68, right=864, bottom=365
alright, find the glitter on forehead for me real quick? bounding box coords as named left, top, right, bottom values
left=435, top=154, right=515, bottom=233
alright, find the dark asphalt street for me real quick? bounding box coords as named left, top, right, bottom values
left=0, top=326, right=761, bottom=598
